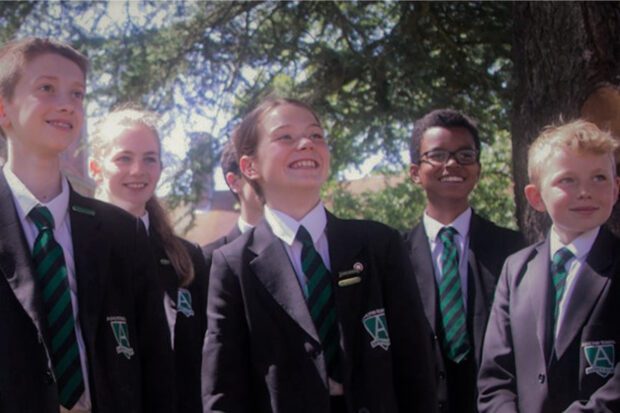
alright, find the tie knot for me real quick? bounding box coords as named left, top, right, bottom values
left=439, top=226, right=458, bottom=245
left=296, top=225, right=313, bottom=247
left=552, top=247, right=574, bottom=269
left=29, top=206, right=55, bottom=232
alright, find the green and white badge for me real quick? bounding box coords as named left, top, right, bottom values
left=583, top=340, right=615, bottom=378
left=362, top=308, right=390, bottom=350
left=177, top=288, right=194, bottom=318
left=107, top=316, right=134, bottom=360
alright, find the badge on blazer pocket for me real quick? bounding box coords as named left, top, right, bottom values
left=177, top=288, right=194, bottom=317
left=338, top=262, right=364, bottom=287
left=362, top=308, right=390, bottom=350
left=107, top=316, right=134, bottom=360
left=582, top=340, right=615, bottom=378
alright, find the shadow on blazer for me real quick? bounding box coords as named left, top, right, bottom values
left=0, top=171, right=175, bottom=413
left=404, top=211, right=524, bottom=413
left=478, top=227, right=620, bottom=413
left=203, top=212, right=438, bottom=413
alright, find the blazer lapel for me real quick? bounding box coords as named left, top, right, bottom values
left=554, top=229, right=615, bottom=358
left=524, top=240, right=554, bottom=365
left=249, top=220, right=320, bottom=343
left=408, top=224, right=438, bottom=333
left=0, top=171, right=45, bottom=335
left=69, top=191, right=109, bottom=347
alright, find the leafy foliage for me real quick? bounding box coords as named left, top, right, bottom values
left=2, top=1, right=519, bottom=230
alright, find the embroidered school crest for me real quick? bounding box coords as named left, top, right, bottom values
left=362, top=309, right=390, bottom=350
left=583, top=340, right=615, bottom=378
left=177, top=288, right=194, bottom=318
left=107, top=316, right=134, bottom=360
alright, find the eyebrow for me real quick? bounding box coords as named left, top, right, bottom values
left=270, top=123, right=323, bottom=133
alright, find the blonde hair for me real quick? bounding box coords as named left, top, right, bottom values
left=90, top=106, right=195, bottom=287
left=528, top=119, right=619, bottom=185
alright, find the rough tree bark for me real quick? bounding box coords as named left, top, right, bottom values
left=512, top=2, right=620, bottom=243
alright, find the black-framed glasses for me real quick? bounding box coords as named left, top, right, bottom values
left=420, top=148, right=479, bottom=166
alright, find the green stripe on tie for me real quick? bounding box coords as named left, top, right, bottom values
left=437, top=226, right=471, bottom=363
left=29, top=206, right=84, bottom=409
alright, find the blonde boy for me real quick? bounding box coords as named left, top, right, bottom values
left=0, top=37, right=174, bottom=413
left=478, top=120, right=620, bottom=412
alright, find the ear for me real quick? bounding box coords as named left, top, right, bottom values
left=239, top=155, right=259, bottom=181
left=524, top=183, right=546, bottom=212
left=88, top=158, right=102, bottom=182
left=409, top=163, right=421, bottom=184
left=225, top=172, right=241, bottom=194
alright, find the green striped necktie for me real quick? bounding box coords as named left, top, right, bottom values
left=296, top=225, right=340, bottom=379
left=438, top=226, right=471, bottom=363
left=29, top=206, right=84, bottom=409
left=550, top=247, right=574, bottom=331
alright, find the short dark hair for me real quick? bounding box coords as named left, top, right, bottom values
left=409, top=109, right=481, bottom=164
left=232, top=96, right=321, bottom=200
left=220, top=139, right=241, bottom=200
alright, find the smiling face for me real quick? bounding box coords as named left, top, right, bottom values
left=525, top=148, right=619, bottom=244
left=0, top=53, right=85, bottom=158
left=91, top=124, right=162, bottom=217
left=410, top=126, right=480, bottom=220
left=240, top=103, right=330, bottom=210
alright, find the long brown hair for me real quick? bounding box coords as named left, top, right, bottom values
left=90, top=106, right=195, bottom=286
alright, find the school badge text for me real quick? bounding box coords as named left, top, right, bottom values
left=362, top=309, right=390, bottom=350
left=583, top=340, right=615, bottom=378
left=107, top=316, right=135, bottom=360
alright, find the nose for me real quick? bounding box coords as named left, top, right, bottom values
left=55, top=93, right=75, bottom=113
left=297, top=135, right=315, bottom=150
left=577, top=184, right=592, bottom=199
left=129, top=160, right=146, bottom=175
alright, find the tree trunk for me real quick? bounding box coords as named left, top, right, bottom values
left=512, top=2, right=620, bottom=243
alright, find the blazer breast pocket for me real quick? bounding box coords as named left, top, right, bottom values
left=579, top=323, right=619, bottom=397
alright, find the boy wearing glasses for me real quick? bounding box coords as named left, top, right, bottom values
left=404, top=109, right=524, bottom=413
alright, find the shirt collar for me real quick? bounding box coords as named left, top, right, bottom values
left=549, top=225, right=599, bottom=261
left=3, top=165, right=70, bottom=229
left=237, top=216, right=254, bottom=234
left=140, top=211, right=150, bottom=233
left=264, top=201, right=327, bottom=246
left=423, top=207, right=472, bottom=242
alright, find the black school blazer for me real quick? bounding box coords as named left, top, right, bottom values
left=0, top=171, right=175, bottom=413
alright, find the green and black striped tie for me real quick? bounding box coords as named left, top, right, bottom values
left=296, top=225, right=340, bottom=378
left=551, top=247, right=574, bottom=331
left=438, top=226, right=470, bottom=363
left=30, top=206, right=84, bottom=409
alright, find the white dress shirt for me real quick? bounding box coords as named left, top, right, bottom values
left=423, top=208, right=472, bottom=312
left=549, top=225, right=599, bottom=338
left=264, top=201, right=343, bottom=395
left=3, top=166, right=91, bottom=412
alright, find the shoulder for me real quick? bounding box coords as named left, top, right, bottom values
left=327, top=213, right=403, bottom=244
left=470, top=213, right=525, bottom=251
left=201, top=235, right=228, bottom=260
left=402, top=220, right=424, bottom=246
left=70, top=190, right=137, bottom=226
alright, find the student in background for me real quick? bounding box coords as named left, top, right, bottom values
left=0, top=37, right=174, bottom=412
left=478, top=120, right=620, bottom=412
left=203, top=96, right=437, bottom=413
left=202, top=138, right=263, bottom=253
left=89, top=107, right=207, bottom=413
left=404, top=109, right=524, bottom=413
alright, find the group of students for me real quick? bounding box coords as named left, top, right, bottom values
left=0, top=36, right=618, bottom=413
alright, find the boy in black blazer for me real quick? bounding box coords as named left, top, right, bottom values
left=0, top=37, right=174, bottom=413
left=478, top=120, right=620, bottom=412
left=404, top=109, right=524, bottom=413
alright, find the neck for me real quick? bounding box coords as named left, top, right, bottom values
left=6, top=151, right=63, bottom=202
left=240, top=205, right=264, bottom=227
left=265, top=189, right=321, bottom=221
left=425, top=198, right=469, bottom=225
